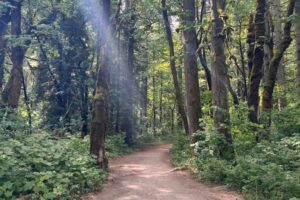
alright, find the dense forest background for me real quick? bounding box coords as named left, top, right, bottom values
left=0, top=0, right=299, bottom=199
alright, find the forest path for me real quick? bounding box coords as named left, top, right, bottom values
left=86, top=144, right=242, bottom=200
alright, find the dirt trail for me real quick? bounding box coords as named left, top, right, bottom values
left=87, top=145, right=242, bottom=200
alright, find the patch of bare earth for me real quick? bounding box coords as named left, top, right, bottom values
left=84, top=144, right=243, bottom=200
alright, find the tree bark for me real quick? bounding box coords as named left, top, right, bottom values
left=182, top=0, right=202, bottom=137
left=21, top=70, right=32, bottom=133
left=262, top=0, right=296, bottom=112
left=80, top=62, right=89, bottom=138
left=273, top=0, right=287, bottom=110
left=238, top=20, right=248, bottom=100
left=295, top=0, right=300, bottom=98
left=152, top=76, right=156, bottom=135
left=196, top=0, right=212, bottom=91
left=90, top=0, right=111, bottom=170
left=161, top=0, right=189, bottom=135
left=197, top=48, right=212, bottom=90
left=247, top=14, right=255, bottom=79
left=210, top=0, right=234, bottom=160
left=2, top=0, right=24, bottom=109
left=263, top=2, right=273, bottom=84
left=81, top=84, right=89, bottom=138
left=120, top=0, right=136, bottom=146
left=140, top=73, right=148, bottom=134
left=247, top=0, right=266, bottom=123
left=0, top=1, right=11, bottom=91
left=159, top=71, right=163, bottom=124
left=141, top=76, right=147, bottom=118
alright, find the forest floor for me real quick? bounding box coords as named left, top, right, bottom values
left=85, top=144, right=243, bottom=200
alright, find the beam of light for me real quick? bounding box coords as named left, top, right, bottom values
left=76, top=0, right=142, bottom=127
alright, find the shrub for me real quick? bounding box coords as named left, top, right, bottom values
left=170, top=131, right=193, bottom=167
left=197, top=157, right=231, bottom=183
left=226, top=156, right=300, bottom=199
left=105, top=134, right=133, bottom=159
left=272, top=103, right=300, bottom=138
left=170, top=104, right=300, bottom=200
left=0, top=134, right=106, bottom=200
left=134, top=133, right=158, bottom=148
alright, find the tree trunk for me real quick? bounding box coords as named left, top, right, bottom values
left=141, top=76, right=147, bottom=118
left=247, top=14, right=255, bottom=79
left=197, top=0, right=212, bottom=91
left=159, top=72, right=163, bottom=125
left=161, top=0, right=189, bottom=135
left=247, top=0, right=266, bottom=123
left=263, top=2, right=272, bottom=84
left=120, top=0, right=135, bottom=146
left=152, top=76, right=156, bottom=135
left=140, top=73, right=148, bottom=134
left=21, top=70, right=32, bottom=133
left=273, top=0, right=287, bottom=110
left=0, top=1, right=10, bottom=91
left=2, top=0, right=24, bottom=109
left=238, top=20, right=248, bottom=100
left=262, top=0, right=296, bottom=113
left=295, top=0, right=300, bottom=98
left=197, top=48, right=212, bottom=90
left=90, top=0, right=111, bottom=170
left=115, top=30, right=122, bottom=133
left=80, top=65, right=89, bottom=138
left=182, top=0, right=202, bottom=137
left=210, top=0, right=234, bottom=160
left=171, top=106, right=175, bottom=134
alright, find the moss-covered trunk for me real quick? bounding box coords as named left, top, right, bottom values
left=262, top=0, right=296, bottom=112
left=2, top=1, right=24, bottom=109
left=0, top=2, right=10, bottom=91
left=273, top=0, right=287, bottom=110
left=296, top=0, right=300, bottom=98
left=90, top=0, right=111, bottom=169
left=247, top=0, right=266, bottom=123
left=210, top=0, right=234, bottom=160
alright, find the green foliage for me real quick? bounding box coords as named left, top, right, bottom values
left=170, top=131, right=193, bottom=167
left=171, top=104, right=300, bottom=200
left=226, top=136, right=300, bottom=199
left=226, top=154, right=300, bottom=199
left=105, top=134, right=133, bottom=159
left=0, top=134, right=106, bottom=200
left=0, top=113, right=32, bottom=136
left=135, top=133, right=158, bottom=147
left=197, top=158, right=231, bottom=183
left=272, top=103, right=300, bottom=138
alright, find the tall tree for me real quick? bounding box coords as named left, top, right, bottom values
left=161, top=0, right=189, bottom=135
left=262, top=0, right=296, bottom=114
left=197, top=0, right=212, bottom=91
left=2, top=0, right=24, bottom=109
left=247, top=0, right=266, bottom=123
left=152, top=75, right=157, bottom=135
left=210, top=0, right=234, bottom=160
left=0, top=0, right=11, bottom=91
left=296, top=0, right=300, bottom=98
left=263, top=1, right=272, bottom=84
left=182, top=0, right=202, bottom=137
left=120, top=0, right=136, bottom=146
left=247, top=14, right=255, bottom=79
left=273, top=0, right=287, bottom=109
left=90, top=0, right=111, bottom=169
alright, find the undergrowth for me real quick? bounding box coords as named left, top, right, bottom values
left=0, top=134, right=106, bottom=200
left=171, top=103, right=300, bottom=200
left=0, top=128, right=164, bottom=200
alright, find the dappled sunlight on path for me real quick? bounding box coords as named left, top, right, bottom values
left=86, top=145, right=242, bottom=200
